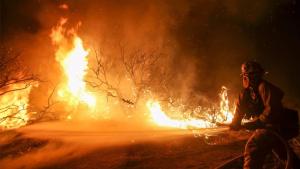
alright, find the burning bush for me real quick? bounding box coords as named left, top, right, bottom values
left=0, top=46, right=39, bottom=129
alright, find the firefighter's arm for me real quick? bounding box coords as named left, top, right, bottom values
left=258, top=83, right=272, bottom=123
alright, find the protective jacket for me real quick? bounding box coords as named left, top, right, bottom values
left=231, top=80, right=284, bottom=130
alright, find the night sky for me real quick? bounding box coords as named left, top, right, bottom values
left=1, top=0, right=299, bottom=105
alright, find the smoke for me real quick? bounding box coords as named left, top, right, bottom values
left=1, top=0, right=299, bottom=117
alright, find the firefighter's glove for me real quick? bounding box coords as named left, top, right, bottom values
left=242, top=119, right=264, bottom=130
left=229, top=124, right=241, bottom=131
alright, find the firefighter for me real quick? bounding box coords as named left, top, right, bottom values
left=230, top=61, right=286, bottom=169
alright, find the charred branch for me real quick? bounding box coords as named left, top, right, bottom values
left=34, top=85, right=59, bottom=121
left=86, top=47, right=136, bottom=105
left=86, top=44, right=171, bottom=107
left=0, top=104, right=27, bottom=123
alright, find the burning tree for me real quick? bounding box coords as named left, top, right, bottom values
left=47, top=16, right=234, bottom=127
left=0, top=46, right=39, bottom=129
left=48, top=17, right=172, bottom=120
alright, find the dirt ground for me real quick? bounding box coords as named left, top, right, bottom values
left=0, top=120, right=298, bottom=169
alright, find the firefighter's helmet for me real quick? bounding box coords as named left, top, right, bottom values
left=241, top=61, right=265, bottom=76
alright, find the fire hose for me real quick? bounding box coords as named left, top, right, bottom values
left=214, top=123, right=293, bottom=169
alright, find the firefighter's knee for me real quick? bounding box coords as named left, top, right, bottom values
left=243, top=129, right=271, bottom=169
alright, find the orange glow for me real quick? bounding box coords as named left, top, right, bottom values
left=50, top=18, right=96, bottom=111
left=59, top=4, right=69, bottom=10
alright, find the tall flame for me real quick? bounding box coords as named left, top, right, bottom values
left=50, top=18, right=96, bottom=109
left=219, top=86, right=233, bottom=123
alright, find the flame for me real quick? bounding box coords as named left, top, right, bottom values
left=50, top=18, right=96, bottom=109
left=146, top=101, right=213, bottom=129
left=219, top=86, right=233, bottom=123
left=0, top=83, right=35, bottom=129
left=147, top=86, right=234, bottom=129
